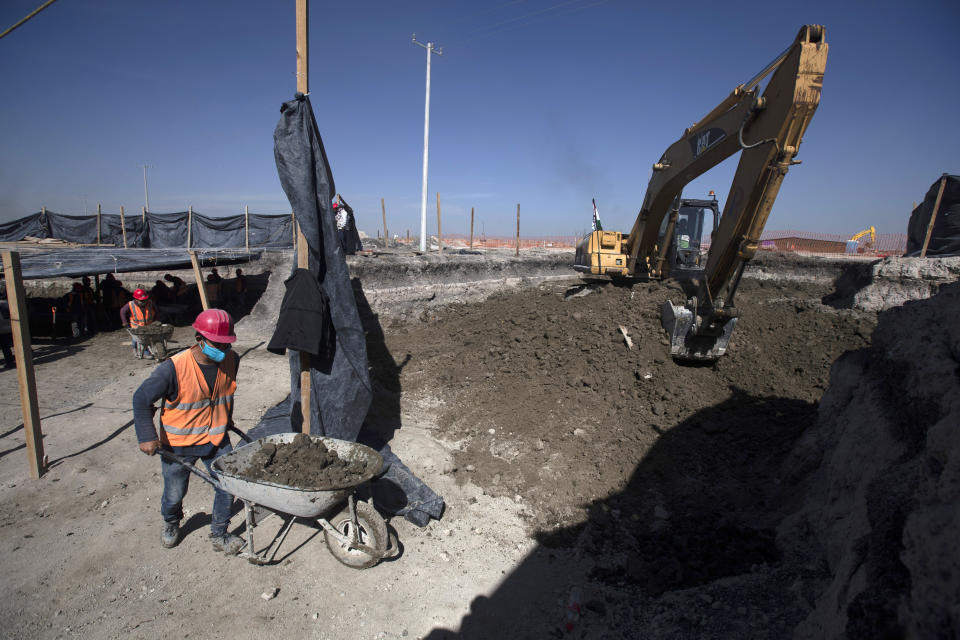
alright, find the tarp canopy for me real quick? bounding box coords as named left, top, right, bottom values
left=905, top=174, right=960, bottom=257
left=1, top=248, right=263, bottom=280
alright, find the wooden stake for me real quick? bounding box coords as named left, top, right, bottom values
left=381, top=198, right=388, bottom=248
left=141, top=206, right=146, bottom=225
left=188, top=250, right=209, bottom=310
left=1, top=251, right=45, bottom=479
left=516, top=203, right=520, bottom=256
left=920, top=175, right=948, bottom=258
left=436, top=192, right=442, bottom=254
left=470, top=207, right=474, bottom=249
left=96, top=203, right=101, bottom=245
left=244, top=205, right=250, bottom=250
left=120, top=206, right=128, bottom=248
left=295, top=0, right=311, bottom=434
left=187, top=205, right=193, bottom=249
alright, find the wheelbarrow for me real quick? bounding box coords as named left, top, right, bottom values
left=127, top=323, right=175, bottom=360
left=157, top=432, right=397, bottom=568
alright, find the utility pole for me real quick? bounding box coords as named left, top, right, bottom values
left=412, top=34, right=442, bottom=252
left=139, top=164, right=152, bottom=212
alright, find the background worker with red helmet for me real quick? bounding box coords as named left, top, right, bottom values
left=132, top=308, right=244, bottom=554
left=121, top=288, right=158, bottom=357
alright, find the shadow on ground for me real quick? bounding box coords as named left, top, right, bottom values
left=425, top=390, right=820, bottom=638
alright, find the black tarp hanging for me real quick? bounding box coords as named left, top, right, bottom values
left=0, top=212, right=46, bottom=241
left=264, top=93, right=444, bottom=527
left=272, top=92, right=372, bottom=441
left=0, top=210, right=298, bottom=249
left=905, top=174, right=960, bottom=257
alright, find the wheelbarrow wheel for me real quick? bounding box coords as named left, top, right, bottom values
left=324, top=501, right=387, bottom=569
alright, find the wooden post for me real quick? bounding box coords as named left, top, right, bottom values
left=120, top=206, right=128, bottom=248
left=381, top=198, right=388, bottom=248
left=96, top=203, right=101, bottom=245
left=244, top=205, right=250, bottom=250
left=141, top=206, right=146, bottom=225
left=436, top=192, right=442, bottom=254
left=187, top=205, right=193, bottom=249
left=1, top=251, right=45, bottom=479
left=188, top=250, right=209, bottom=310
left=516, top=203, right=520, bottom=256
left=920, top=175, right=948, bottom=258
left=295, top=0, right=311, bottom=434
left=470, top=207, right=474, bottom=249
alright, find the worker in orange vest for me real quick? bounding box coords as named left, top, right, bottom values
left=122, top=288, right=158, bottom=358
left=132, top=309, right=243, bottom=554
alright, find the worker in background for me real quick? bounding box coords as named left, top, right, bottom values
left=164, top=273, right=187, bottom=303
left=132, top=309, right=243, bottom=554
left=205, top=272, right=221, bottom=308
left=103, top=273, right=130, bottom=328
left=81, top=276, right=97, bottom=334
left=151, top=279, right=171, bottom=306
left=122, top=289, right=157, bottom=358
left=0, top=289, right=13, bottom=370
left=65, top=282, right=86, bottom=338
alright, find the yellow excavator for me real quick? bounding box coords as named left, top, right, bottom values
left=849, top=226, right=876, bottom=251
left=573, top=24, right=828, bottom=360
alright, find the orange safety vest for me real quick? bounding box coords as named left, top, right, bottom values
left=127, top=301, right=156, bottom=327
left=159, top=349, right=238, bottom=448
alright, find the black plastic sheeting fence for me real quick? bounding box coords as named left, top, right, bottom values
left=3, top=248, right=263, bottom=280
left=0, top=210, right=295, bottom=249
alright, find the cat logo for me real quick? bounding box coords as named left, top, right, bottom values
left=690, top=127, right=726, bottom=158
left=696, top=133, right=710, bottom=157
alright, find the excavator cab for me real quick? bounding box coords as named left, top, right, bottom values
left=657, top=196, right=720, bottom=278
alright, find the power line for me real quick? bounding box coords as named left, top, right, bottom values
left=0, top=0, right=59, bottom=40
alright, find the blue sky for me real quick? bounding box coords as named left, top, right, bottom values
left=1, top=0, right=956, bottom=238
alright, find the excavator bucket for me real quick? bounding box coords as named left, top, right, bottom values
left=660, top=301, right=737, bottom=361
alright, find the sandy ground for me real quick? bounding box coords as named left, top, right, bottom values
left=0, top=251, right=937, bottom=639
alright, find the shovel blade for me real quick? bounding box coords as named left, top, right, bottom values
left=660, top=301, right=737, bottom=361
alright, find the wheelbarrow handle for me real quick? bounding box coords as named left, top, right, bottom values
left=227, top=424, right=253, bottom=444
left=156, top=449, right=222, bottom=490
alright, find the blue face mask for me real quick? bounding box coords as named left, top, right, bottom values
left=200, top=340, right=229, bottom=363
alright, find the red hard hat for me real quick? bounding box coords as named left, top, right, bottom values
left=192, top=308, right=236, bottom=343
left=133, top=289, right=149, bottom=301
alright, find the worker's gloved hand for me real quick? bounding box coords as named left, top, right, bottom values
left=139, top=440, right=160, bottom=456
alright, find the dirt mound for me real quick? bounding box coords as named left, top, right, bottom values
left=226, top=433, right=368, bottom=489
left=779, top=280, right=960, bottom=639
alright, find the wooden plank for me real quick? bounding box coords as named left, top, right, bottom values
left=436, top=192, right=442, bottom=254
left=296, top=0, right=311, bottom=434
left=1, top=251, right=45, bottom=479
left=120, top=206, right=127, bottom=248
left=188, top=250, right=209, bottom=310
left=920, top=175, right=948, bottom=258
left=141, top=206, right=146, bottom=225
left=381, top=198, right=388, bottom=248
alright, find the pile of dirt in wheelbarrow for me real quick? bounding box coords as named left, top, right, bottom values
left=227, top=434, right=369, bottom=489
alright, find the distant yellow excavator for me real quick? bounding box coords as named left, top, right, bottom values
left=849, top=226, right=876, bottom=248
